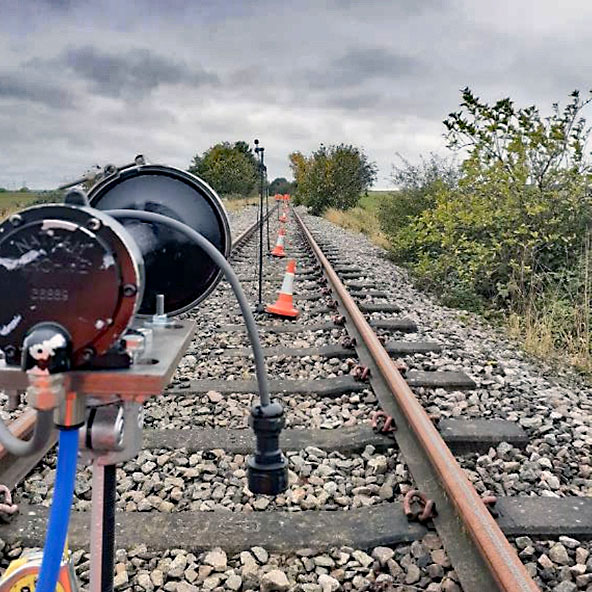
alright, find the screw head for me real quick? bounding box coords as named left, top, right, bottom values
left=81, top=347, right=95, bottom=362
left=4, top=345, right=17, bottom=358
left=123, top=284, right=138, bottom=297
left=87, top=217, right=101, bottom=231
left=8, top=214, right=22, bottom=227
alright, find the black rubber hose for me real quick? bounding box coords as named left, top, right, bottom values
left=104, top=209, right=271, bottom=407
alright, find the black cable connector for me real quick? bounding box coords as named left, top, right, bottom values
left=247, top=401, right=288, bottom=495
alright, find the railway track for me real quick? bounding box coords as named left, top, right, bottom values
left=0, top=203, right=591, bottom=591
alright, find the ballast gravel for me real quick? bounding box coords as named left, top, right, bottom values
left=3, top=206, right=592, bottom=592
left=144, top=389, right=377, bottom=431
left=0, top=535, right=464, bottom=591
left=16, top=445, right=410, bottom=514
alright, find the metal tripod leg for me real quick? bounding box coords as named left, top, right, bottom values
left=89, top=462, right=116, bottom=592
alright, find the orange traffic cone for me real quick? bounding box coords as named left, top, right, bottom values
left=266, top=260, right=299, bottom=318
left=271, top=226, right=286, bottom=257
left=279, top=212, right=287, bottom=223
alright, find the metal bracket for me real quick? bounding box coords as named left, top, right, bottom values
left=352, top=365, right=370, bottom=382
left=371, top=411, right=396, bottom=435
left=79, top=401, right=144, bottom=465
left=404, top=489, right=437, bottom=523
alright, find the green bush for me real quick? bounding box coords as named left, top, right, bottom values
left=289, top=144, right=377, bottom=215
left=391, top=168, right=591, bottom=308
left=380, top=88, right=592, bottom=365
left=379, top=153, right=458, bottom=241
left=188, top=141, right=258, bottom=197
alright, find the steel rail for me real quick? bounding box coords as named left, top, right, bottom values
left=294, top=210, right=539, bottom=592
left=232, top=203, right=278, bottom=252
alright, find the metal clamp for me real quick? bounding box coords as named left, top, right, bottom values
left=79, top=401, right=144, bottom=465
left=0, top=484, right=18, bottom=517
left=403, top=489, right=437, bottom=523
left=482, top=494, right=498, bottom=517
left=340, top=336, right=357, bottom=349
left=332, top=315, right=346, bottom=326
left=371, top=411, right=396, bottom=435
left=352, top=365, right=370, bottom=382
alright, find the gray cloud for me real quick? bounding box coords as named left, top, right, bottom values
left=1, top=0, right=592, bottom=189
left=0, top=73, right=74, bottom=108
left=61, top=46, right=218, bottom=98
left=323, top=48, right=424, bottom=88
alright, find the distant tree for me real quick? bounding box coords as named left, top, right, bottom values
left=188, top=141, right=258, bottom=197
left=269, top=177, right=296, bottom=195
left=289, top=144, right=377, bottom=215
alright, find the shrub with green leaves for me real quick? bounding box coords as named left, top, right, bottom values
left=379, top=153, right=459, bottom=243
left=289, top=144, right=377, bottom=215
left=382, top=88, right=592, bottom=328
left=188, top=141, right=258, bottom=197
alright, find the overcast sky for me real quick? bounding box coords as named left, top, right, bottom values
left=1, top=0, right=591, bottom=189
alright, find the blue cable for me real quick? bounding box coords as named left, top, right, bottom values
left=36, top=428, right=79, bottom=592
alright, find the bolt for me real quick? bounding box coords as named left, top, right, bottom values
left=87, top=217, right=101, bottom=231
left=4, top=345, right=17, bottom=359
left=8, top=214, right=22, bottom=227
left=80, top=347, right=95, bottom=363
left=123, top=284, right=137, bottom=297
left=156, top=294, right=165, bottom=316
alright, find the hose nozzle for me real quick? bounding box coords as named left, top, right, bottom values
left=247, top=401, right=288, bottom=495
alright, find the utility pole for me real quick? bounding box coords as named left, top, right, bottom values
left=254, top=139, right=266, bottom=312
left=265, top=175, right=271, bottom=252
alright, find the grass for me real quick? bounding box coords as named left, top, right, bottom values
left=323, top=191, right=392, bottom=249
left=0, top=191, right=258, bottom=217
left=221, top=195, right=260, bottom=212
left=507, top=299, right=592, bottom=374
left=358, top=190, right=392, bottom=211
left=0, top=191, right=55, bottom=219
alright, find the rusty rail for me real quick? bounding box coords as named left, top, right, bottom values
left=294, top=210, right=539, bottom=592
left=0, top=409, right=58, bottom=491
left=231, top=203, right=277, bottom=252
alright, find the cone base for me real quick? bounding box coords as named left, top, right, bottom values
left=270, top=250, right=286, bottom=257
left=265, top=303, right=299, bottom=318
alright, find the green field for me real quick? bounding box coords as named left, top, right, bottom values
left=324, top=190, right=393, bottom=248
left=0, top=191, right=55, bottom=219
left=358, top=190, right=393, bottom=212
